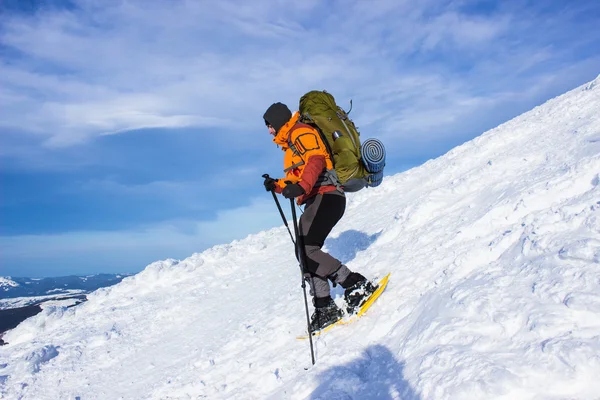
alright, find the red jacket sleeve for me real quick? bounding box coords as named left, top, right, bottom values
left=298, top=154, right=326, bottom=193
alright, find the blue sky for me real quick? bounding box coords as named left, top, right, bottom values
left=1, top=0, right=599, bottom=277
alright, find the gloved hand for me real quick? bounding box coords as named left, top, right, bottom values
left=282, top=183, right=305, bottom=199
left=263, top=176, right=277, bottom=192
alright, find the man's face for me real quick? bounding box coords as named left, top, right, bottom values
left=267, top=124, right=276, bottom=136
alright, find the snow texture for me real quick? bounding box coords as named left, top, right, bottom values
left=0, top=77, right=599, bottom=399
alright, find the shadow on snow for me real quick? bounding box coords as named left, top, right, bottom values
left=325, top=230, right=382, bottom=265
left=310, top=344, right=420, bottom=400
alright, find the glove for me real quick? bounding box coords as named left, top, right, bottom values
left=263, top=176, right=277, bottom=192
left=282, top=183, right=305, bottom=199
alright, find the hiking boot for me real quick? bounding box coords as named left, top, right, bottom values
left=310, top=297, right=343, bottom=332
left=343, top=278, right=378, bottom=315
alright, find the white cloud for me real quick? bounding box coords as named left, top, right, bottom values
left=420, top=12, right=510, bottom=50
left=3, top=0, right=598, bottom=277
left=0, top=0, right=598, bottom=154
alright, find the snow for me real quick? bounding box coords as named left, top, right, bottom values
left=0, top=291, right=86, bottom=310
left=1, top=77, right=599, bottom=399
left=0, top=278, right=19, bottom=291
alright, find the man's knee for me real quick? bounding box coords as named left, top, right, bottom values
left=305, top=244, right=322, bottom=256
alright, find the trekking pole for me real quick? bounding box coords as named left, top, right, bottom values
left=289, top=197, right=316, bottom=365
left=263, top=174, right=316, bottom=365
left=262, top=174, right=295, bottom=244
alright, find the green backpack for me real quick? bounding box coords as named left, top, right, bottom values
left=298, top=90, right=370, bottom=192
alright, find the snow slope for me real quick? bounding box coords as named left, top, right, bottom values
left=1, top=76, right=599, bottom=399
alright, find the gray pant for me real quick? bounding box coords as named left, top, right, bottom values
left=307, top=265, right=351, bottom=299
left=299, top=191, right=351, bottom=299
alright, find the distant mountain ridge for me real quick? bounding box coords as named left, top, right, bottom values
left=0, top=274, right=132, bottom=300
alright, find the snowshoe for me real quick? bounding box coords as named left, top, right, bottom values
left=344, top=279, right=378, bottom=315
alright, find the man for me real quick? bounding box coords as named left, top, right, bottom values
left=262, top=102, right=376, bottom=331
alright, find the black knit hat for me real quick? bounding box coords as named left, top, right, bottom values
left=263, top=102, right=292, bottom=133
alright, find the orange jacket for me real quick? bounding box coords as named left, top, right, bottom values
left=273, top=112, right=339, bottom=204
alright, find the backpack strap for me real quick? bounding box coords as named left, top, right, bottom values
left=287, top=136, right=300, bottom=157
left=288, top=122, right=335, bottom=163
left=316, top=169, right=343, bottom=191
left=287, top=123, right=343, bottom=192
left=298, top=115, right=335, bottom=166
left=287, top=123, right=315, bottom=157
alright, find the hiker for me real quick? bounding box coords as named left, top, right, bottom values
left=262, top=102, right=376, bottom=331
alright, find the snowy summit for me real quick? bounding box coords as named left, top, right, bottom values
left=0, top=278, right=19, bottom=291
left=1, top=76, right=599, bottom=399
